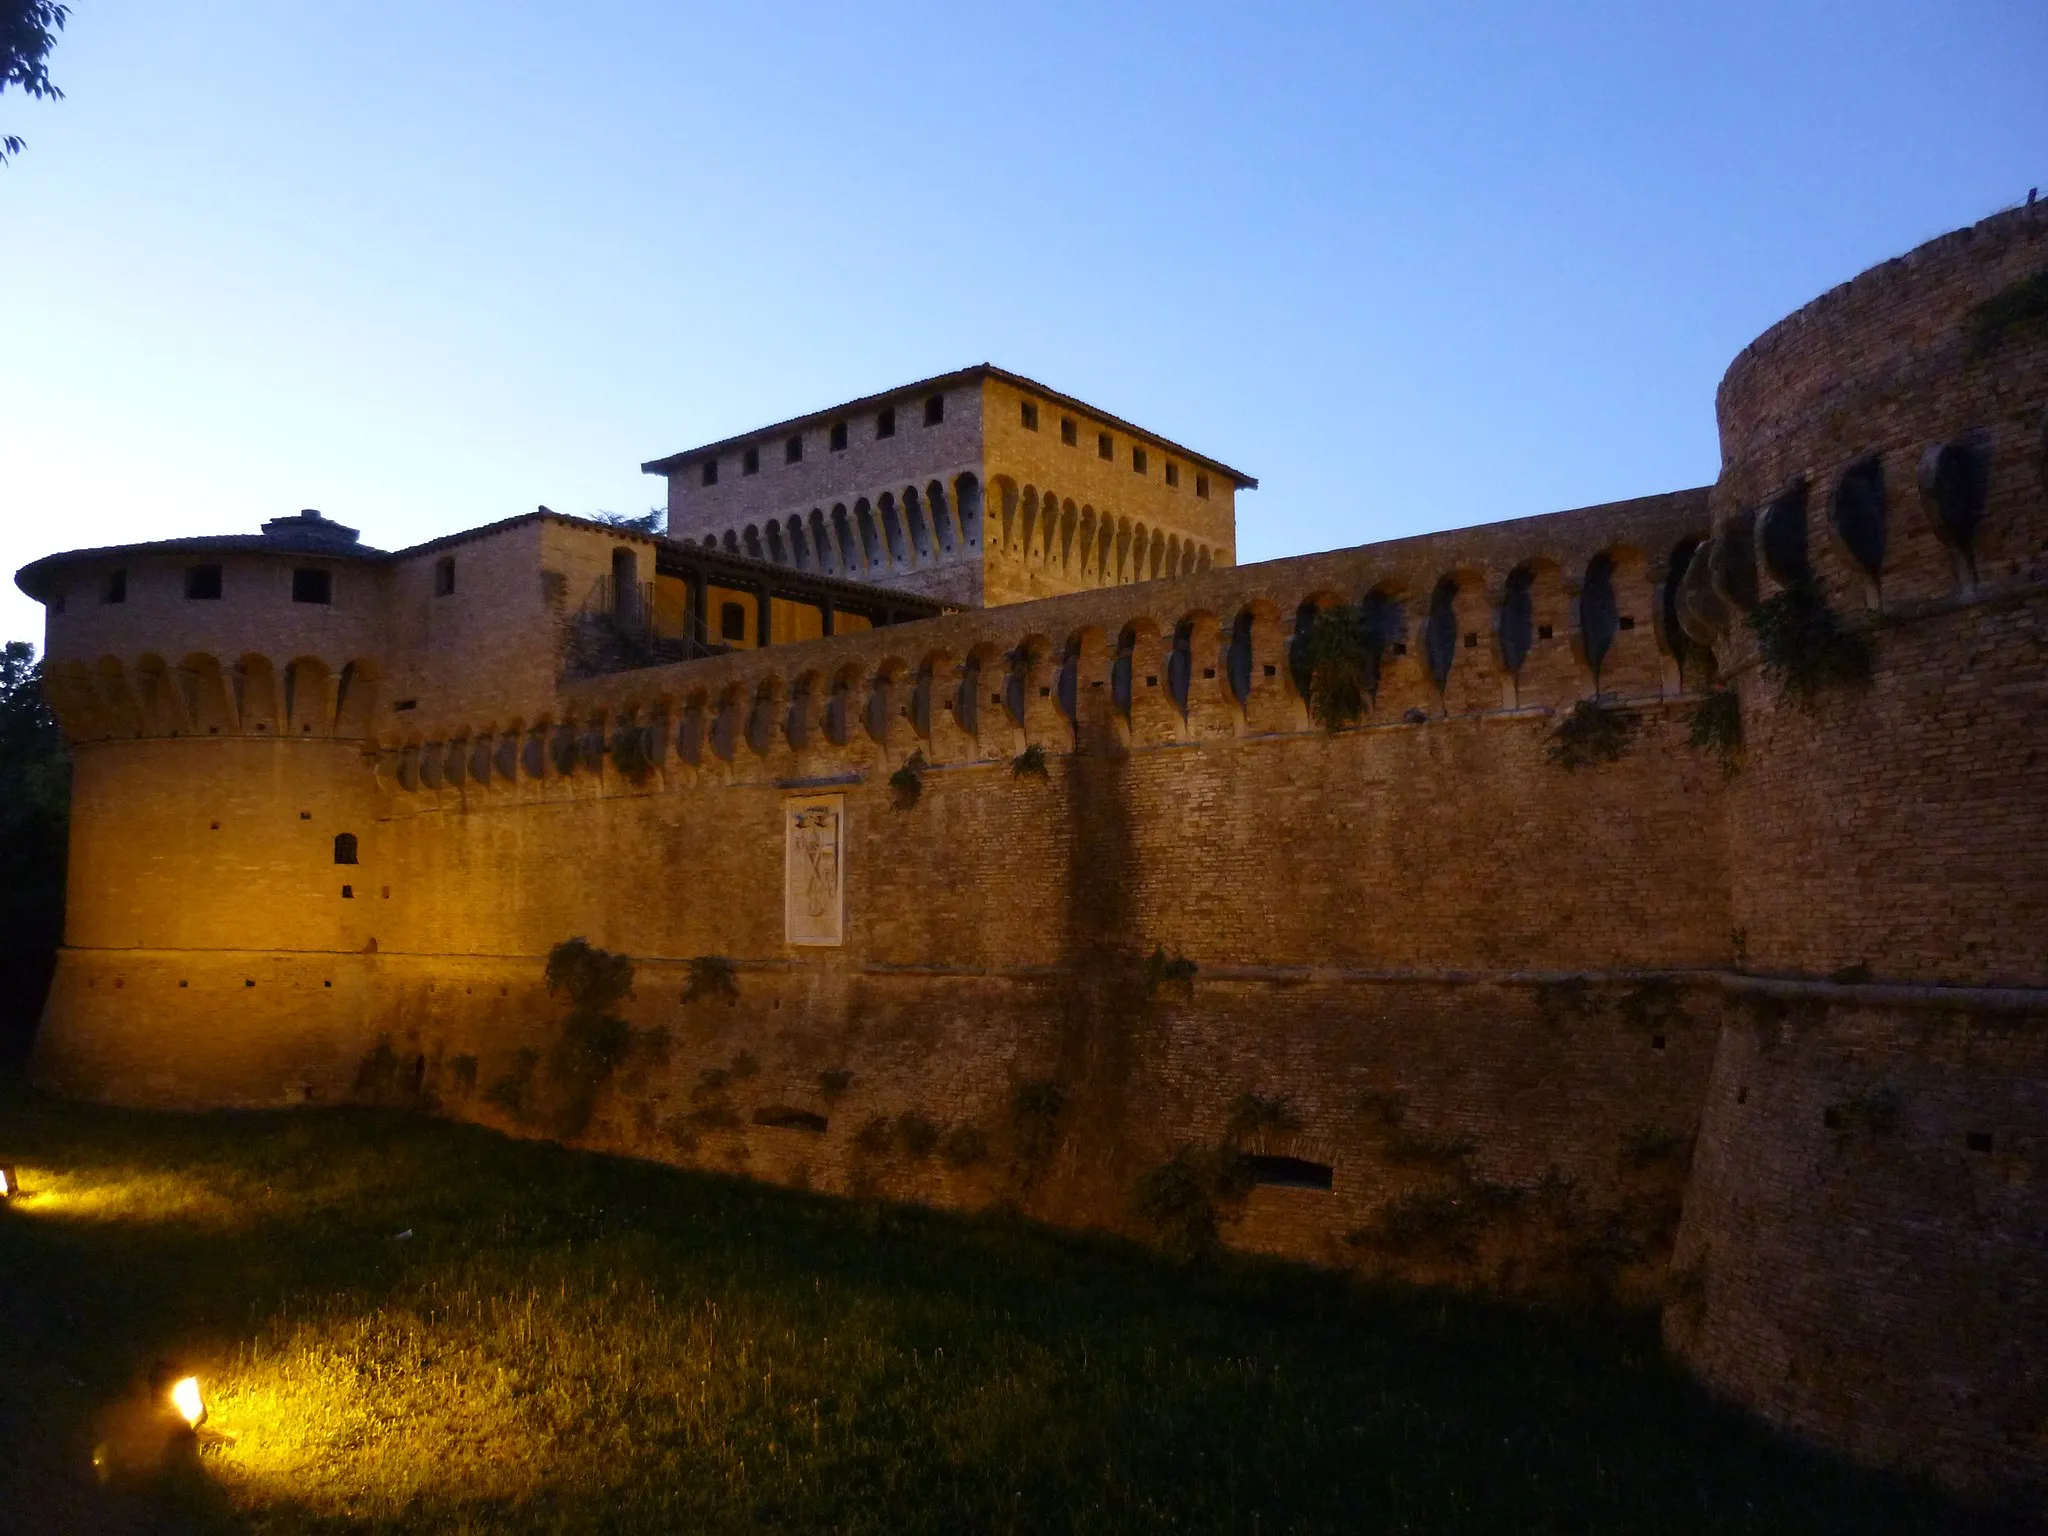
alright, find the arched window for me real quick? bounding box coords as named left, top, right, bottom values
left=333, top=832, right=359, bottom=865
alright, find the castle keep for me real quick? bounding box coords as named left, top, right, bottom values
left=17, top=206, right=2048, bottom=1502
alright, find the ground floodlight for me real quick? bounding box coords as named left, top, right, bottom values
left=170, top=1376, right=206, bottom=1429
left=0, top=1164, right=16, bottom=1198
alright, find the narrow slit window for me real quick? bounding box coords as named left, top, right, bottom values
left=877, top=407, right=896, bottom=439
left=103, top=568, right=127, bottom=604
left=701, top=459, right=719, bottom=487
left=923, top=394, right=944, bottom=426
left=829, top=421, right=848, bottom=451
left=785, top=434, right=803, bottom=464
left=1021, top=401, right=1039, bottom=431
left=433, top=556, right=455, bottom=596
left=1097, top=432, right=1113, bottom=460
left=742, top=447, right=760, bottom=476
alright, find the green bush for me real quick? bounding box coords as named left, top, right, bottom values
left=889, top=750, right=928, bottom=810
left=1685, top=688, right=1742, bottom=777
left=1546, top=700, right=1636, bottom=771
left=1142, top=945, right=1198, bottom=997
left=1133, top=1147, right=1255, bottom=1261
left=1747, top=581, right=1873, bottom=710
left=1010, top=742, right=1049, bottom=778
left=1297, top=603, right=1375, bottom=732
left=683, top=955, right=739, bottom=1004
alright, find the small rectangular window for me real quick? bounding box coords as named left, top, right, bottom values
left=433, top=556, right=455, bottom=596
left=1020, top=401, right=1039, bottom=431
left=876, top=407, right=896, bottom=439
left=720, top=601, right=747, bottom=641
left=701, top=459, right=719, bottom=487
left=1164, top=462, right=1179, bottom=488
left=1097, top=432, right=1113, bottom=460
left=184, top=564, right=223, bottom=600
left=785, top=434, right=803, bottom=465
left=102, top=568, right=127, bottom=604
left=742, top=446, right=760, bottom=475
left=1060, top=417, right=1078, bottom=446
left=829, top=421, right=848, bottom=451
left=292, top=568, right=332, bottom=605
left=1195, top=473, right=1210, bottom=499
left=923, top=394, right=944, bottom=426
left=1131, top=447, right=1148, bottom=475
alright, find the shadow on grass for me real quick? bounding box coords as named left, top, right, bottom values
left=0, top=1090, right=1993, bottom=1535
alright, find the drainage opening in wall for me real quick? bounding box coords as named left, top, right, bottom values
left=753, top=1108, right=829, bottom=1134
left=1243, top=1155, right=1334, bottom=1191
left=244, top=980, right=254, bottom=988
left=1967, top=1132, right=1994, bottom=1153
left=1652, top=1034, right=1667, bottom=1050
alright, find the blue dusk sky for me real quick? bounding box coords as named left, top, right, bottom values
left=2, top=1, right=2042, bottom=643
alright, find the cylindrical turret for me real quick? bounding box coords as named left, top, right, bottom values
left=1671, top=203, right=2048, bottom=1498
left=16, top=511, right=391, bottom=1105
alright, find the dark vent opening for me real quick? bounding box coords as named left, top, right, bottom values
left=1244, top=1154, right=1333, bottom=1191
left=753, top=1107, right=829, bottom=1134
left=1966, top=1131, right=1993, bottom=1153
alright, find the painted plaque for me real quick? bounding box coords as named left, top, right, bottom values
left=784, top=794, right=845, bottom=946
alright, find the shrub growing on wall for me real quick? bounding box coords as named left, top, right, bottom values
left=1010, top=743, right=1049, bottom=778
left=1546, top=700, right=1637, bottom=771
left=1746, top=580, right=1873, bottom=710
left=889, top=750, right=928, bottom=810
left=537, top=937, right=641, bottom=1139
left=684, top=955, right=739, bottom=1004
left=1685, top=687, right=1743, bottom=776
left=1297, top=603, right=1375, bottom=732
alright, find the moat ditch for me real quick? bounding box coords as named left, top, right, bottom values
left=0, top=1090, right=1981, bottom=1534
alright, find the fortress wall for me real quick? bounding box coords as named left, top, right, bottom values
left=62, top=737, right=381, bottom=954
left=1671, top=990, right=2048, bottom=1495
left=34, top=950, right=379, bottom=1108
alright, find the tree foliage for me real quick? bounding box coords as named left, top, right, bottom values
left=2, top=1, right=68, bottom=164
left=0, top=641, right=68, bottom=1065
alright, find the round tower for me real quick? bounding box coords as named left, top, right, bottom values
left=16, top=511, right=390, bottom=1106
left=1671, top=203, right=2048, bottom=1497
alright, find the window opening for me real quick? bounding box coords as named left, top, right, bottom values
left=103, top=568, right=127, bottom=604
left=433, top=556, right=456, bottom=596
left=184, top=564, right=222, bottom=600
left=923, top=394, right=944, bottom=426
left=720, top=602, right=747, bottom=642
left=333, top=832, right=359, bottom=865
left=292, top=568, right=333, bottom=605
left=701, top=459, right=719, bottom=486
left=829, top=421, right=848, bottom=451
left=1195, top=473, right=1210, bottom=499
left=877, top=407, right=896, bottom=439
left=1061, top=417, right=1078, bottom=446
left=785, top=434, right=803, bottom=465
left=1097, top=432, right=1113, bottom=460
left=742, top=447, right=760, bottom=476
left=1021, top=401, right=1039, bottom=431
left=1132, top=447, right=1148, bottom=474
left=1165, top=462, right=1179, bottom=488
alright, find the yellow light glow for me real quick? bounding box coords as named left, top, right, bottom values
left=171, top=1376, right=206, bottom=1428
left=0, top=1165, right=13, bottom=1197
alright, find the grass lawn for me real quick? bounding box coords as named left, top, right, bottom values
left=0, top=1092, right=1969, bottom=1534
